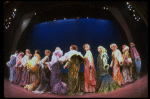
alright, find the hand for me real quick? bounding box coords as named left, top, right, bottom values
left=120, top=61, right=123, bottom=66
left=107, top=64, right=109, bottom=68
left=14, top=65, right=17, bottom=67
left=110, top=64, right=112, bottom=67
left=63, top=66, right=65, bottom=69
left=137, top=57, right=140, bottom=60
left=63, top=65, right=67, bottom=69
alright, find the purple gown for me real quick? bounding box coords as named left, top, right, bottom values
left=19, top=55, right=31, bottom=86
left=48, top=49, right=68, bottom=94
left=6, top=53, right=18, bottom=82
left=13, top=52, right=24, bottom=84
left=32, top=56, right=51, bottom=94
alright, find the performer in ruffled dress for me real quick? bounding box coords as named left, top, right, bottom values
left=24, top=50, right=41, bottom=91
left=97, top=46, right=120, bottom=93
left=14, top=52, right=24, bottom=84
left=59, top=45, right=84, bottom=95
left=122, top=45, right=133, bottom=84
left=47, top=47, right=68, bottom=94
left=19, top=49, right=32, bottom=86
left=83, top=44, right=96, bottom=93
left=32, top=50, right=51, bottom=94
left=110, top=43, right=124, bottom=86
left=6, top=50, right=19, bottom=82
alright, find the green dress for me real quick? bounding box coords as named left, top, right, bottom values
left=97, top=52, right=120, bottom=93
left=97, top=52, right=103, bottom=88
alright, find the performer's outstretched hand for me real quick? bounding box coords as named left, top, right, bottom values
left=63, top=65, right=67, bottom=69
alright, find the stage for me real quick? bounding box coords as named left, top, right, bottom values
left=4, top=73, right=148, bottom=98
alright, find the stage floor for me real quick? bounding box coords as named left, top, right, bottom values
left=4, top=73, right=148, bottom=98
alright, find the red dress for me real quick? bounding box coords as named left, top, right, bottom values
left=111, top=49, right=124, bottom=85
left=84, top=50, right=96, bottom=92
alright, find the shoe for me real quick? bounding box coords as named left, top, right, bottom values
left=128, top=79, right=133, bottom=82
left=48, top=91, right=52, bottom=94
left=137, top=77, right=140, bottom=80
left=76, top=92, right=83, bottom=95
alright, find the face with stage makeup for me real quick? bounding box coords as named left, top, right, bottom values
left=98, top=46, right=103, bottom=53
left=45, top=50, right=51, bottom=56
left=55, top=47, right=61, bottom=51
left=98, top=46, right=107, bottom=54
left=122, top=45, right=129, bottom=53
left=83, top=44, right=90, bottom=51
left=110, top=43, right=117, bottom=51
left=25, top=49, right=31, bottom=55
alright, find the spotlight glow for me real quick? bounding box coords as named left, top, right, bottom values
left=137, top=16, right=140, bottom=19
left=127, top=2, right=129, bottom=5
left=129, top=9, right=131, bottom=11
left=133, top=10, right=135, bottom=12
left=103, top=7, right=105, bottom=9
left=14, top=9, right=16, bottom=11
left=9, top=17, right=11, bottom=20
left=34, top=13, right=36, bottom=15
left=135, top=17, right=137, bottom=19
left=133, top=14, right=135, bottom=16
left=77, top=17, right=79, bottom=19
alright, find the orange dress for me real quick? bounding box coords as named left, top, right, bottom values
left=111, top=49, right=124, bottom=85
left=84, top=50, right=96, bottom=92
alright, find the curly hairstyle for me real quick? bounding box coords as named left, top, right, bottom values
left=110, top=43, right=118, bottom=50
left=130, top=42, right=135, bottom=47
left=26, top=49, right=31, bottom=54
left=45, top=49, right=51, bottom=56
left=122, top=45, right=129, bottom=52
left=98, top=46, right=107, bottom=53
left=83, top=44, right=90, bottom=51
left=35, top=50, right=41, bottom=55
left=70, top=45, right=78, bottom=51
